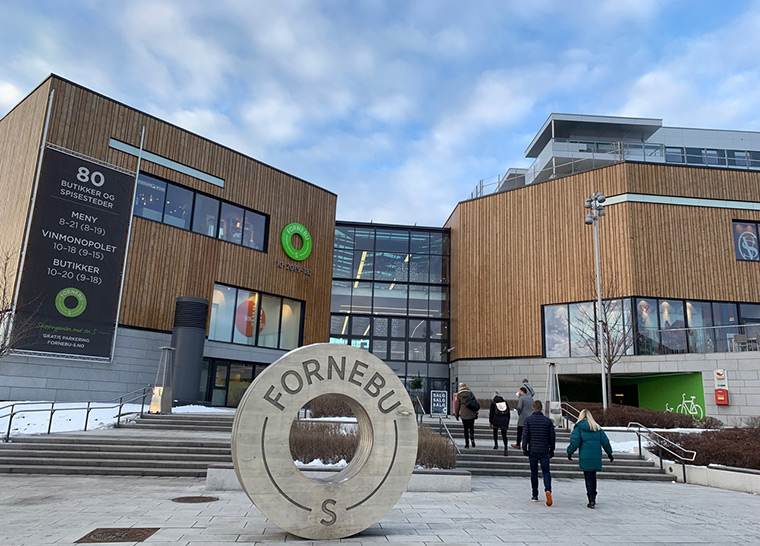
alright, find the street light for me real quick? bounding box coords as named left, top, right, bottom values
left=585, top=192, right=608, bottom=410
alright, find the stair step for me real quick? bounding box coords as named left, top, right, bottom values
left=0, top=464, right=205, bottom=477
left=0, top=449, right=231, bottom=462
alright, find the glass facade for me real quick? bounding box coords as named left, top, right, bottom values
left=331, top=223, right=451, bottom=409
left=209, top=283, right=304, bottom=350
left=133, top=172, right=268, bottom=251
left=544, top=296, right=760, bottom=356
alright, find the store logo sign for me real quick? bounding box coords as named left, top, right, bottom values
left=55, top=287, right=87, bottom=318
left=738, top=231, right=759, bottom=261
left=281, top=222, right=312, bottom=261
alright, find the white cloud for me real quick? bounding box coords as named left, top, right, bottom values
left=0, top=81, right=23, bottom=110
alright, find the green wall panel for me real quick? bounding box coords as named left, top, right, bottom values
left=617, top=373, right=706, bottom=419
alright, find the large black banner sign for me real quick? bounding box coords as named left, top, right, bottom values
left=14, top=148, right=135, bottom=358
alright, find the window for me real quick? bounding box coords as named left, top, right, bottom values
left=219, top=202, right=244, bottom=244
left=163, top=184, right=193, bottom=229
left=733, top=221, right=760, bottom=261
left=685, top=148, right=704, bottom=165
left=659, top=299, right=687, bottom=354
left=192, top=194, right=220, bottom=237
left=636, top=298, right=659, bottom=355
left=727, top=150, right=748, bottom=167
left=133, top=174, right=166, bottom=221
left=543, top=304, right=570, bottom=358
left=686, top=301, right=714, bottom=353
left=705, top=149, right=726, bottom=166
left=132, top=172, right=268, bottom=252
left=208, top=283, right=303, bottom=350
left=665, top=147, right=684, bottom=163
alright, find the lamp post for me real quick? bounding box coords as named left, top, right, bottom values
left=585, top=192, right=608, bottom=410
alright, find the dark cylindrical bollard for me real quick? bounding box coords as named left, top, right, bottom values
left=171, top=297, right=209, bottom=406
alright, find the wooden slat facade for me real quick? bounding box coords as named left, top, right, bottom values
left=4, top=76, right=336, bottom=345
left=0, top=80, right=52, bottom=292
left=446, top=162, right=760, bottom=360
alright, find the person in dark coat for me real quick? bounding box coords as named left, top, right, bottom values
left=454, top=383, right=478, bottom=448
left=566, top=409, right=614, bottom=508
left=523, top=399, right=556, bottom=506
left=489, top=390, right=511, bottom=455
left=511, top=386, right=533, bottom=449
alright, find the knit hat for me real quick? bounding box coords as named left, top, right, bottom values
left=458, top=383, right=469, bottom=393
left=493, top=390, right=501, bottom=397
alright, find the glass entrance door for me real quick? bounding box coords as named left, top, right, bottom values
left=208, top=359, right=257, bottom=407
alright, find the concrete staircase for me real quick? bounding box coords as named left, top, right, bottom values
left=437, top=421, right=671, bottom=481
left=0, top=413, right=235, bottom=477
left=0, top=413, right=669, bottom=481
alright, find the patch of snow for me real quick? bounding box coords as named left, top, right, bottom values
left=295, top=458, right=348, bottom=468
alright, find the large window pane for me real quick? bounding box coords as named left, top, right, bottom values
left=665, top=147, right=684, bottom=163
left=280, top=299, right=302, bottom=350
left=330, top=315, right=349, bottom=336
left=219, top=202, right=244, bottom=244
left=429, top=286, right=448, bottom=318
left=163, top=183, right=193, bottom=229
left=409, top=319, right=427, bottom=339
left=408, top=341, right=426, bottom=361
left=232, top=290, right=259, bottom=345
left=429, top=341, right=444, bottom=362
left=351, top=281, right=372, bottom=314
left=371, top=339, right=387, bottom=359
left=333, top=248, right=353, bottom=278
left=686, top=301, right=714, bottom=353
left=209, top=285, right=236, bottom=342
left=685, top=147, right=704, bottom=165
left=544, top=304, right=569, bottom=358
left=351, top=316, right=371, bottom=337
left=569, top=302, right=595, bottom=357
left=390, top=340, right=406, bottom=360
left=352, top=250, right=374, bottom=280
left=659, top=299, right=687, bottom=354
left=733, top=222, right=760, bottom=261
left=429, top=232, right=450, bottom=255
left=408, top=285, right=429, bottom=317
left=192, top=194, right=220, bottom=237
left=636, top=298, right=659, bottom=355
left=408, top=254, right=429, bottom=283
left=713, top=302, right=739, bottom=352
left=390, top=318, right=406, bottom=338
left=243, top=210, right=267, bottom=250
left=334, top=225, right=354, bottom=249
left=410, top=231, right=430, bottom=254
left=354, top=227, right=375, bottom=250
left=373, top=317, right=389, bottom=338
left=727, top=150, right=748, bottom=167
left=133, top=174, right=166, bottom=221
left=374, top=252, right=408, bottom=282
left=259, top=294, right=282, bottom=348
left=429, top=255, right=449, bottom=283
left=428, top=320, right=448, bottom=342
left=375, top=229, right=409, bottom=253
left=373, top=282, right=407, bottom=315
left=331, top=280, right=351, bottom=314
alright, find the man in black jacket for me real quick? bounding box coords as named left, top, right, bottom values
left=522, top=399, right=556, bottom=506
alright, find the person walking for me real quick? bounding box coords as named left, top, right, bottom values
left=522, top=400, right=556, bottom=506
left=511, top=386, right=533, bottom=449
left=489, top=390, right=511, bottom=455
left=454, top=383, right=478, bottom=449
left=566, top=409, right=614, bottom=509
left=522, top=378, right=535, bottom=397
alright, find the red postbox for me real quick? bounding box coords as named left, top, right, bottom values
left=714, top=388, right=729, bottom=405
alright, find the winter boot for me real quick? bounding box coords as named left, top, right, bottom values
left=503, top=448, right=509, bottom=456
left=587, top=494, right=596, bottom=509
left=471, top=437, right=476, bottom=447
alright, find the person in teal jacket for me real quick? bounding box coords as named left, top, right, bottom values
left=566, top=409, right=614, bottom=508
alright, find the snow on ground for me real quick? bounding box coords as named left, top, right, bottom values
left=0, top=400, right=231, bottom=438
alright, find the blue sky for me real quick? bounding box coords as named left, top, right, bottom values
left=2, top=0, right=760, bottom=226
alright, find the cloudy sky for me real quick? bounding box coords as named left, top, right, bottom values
left=2, top=0, right=760, bottom=226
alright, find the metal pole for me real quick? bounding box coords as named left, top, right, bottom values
left=593, top=211, right=608, bottom=409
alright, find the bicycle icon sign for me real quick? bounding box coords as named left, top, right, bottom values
left=667, top=393, right=704, bottom=420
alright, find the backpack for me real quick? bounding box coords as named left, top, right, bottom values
left=464, top=396, right=480, bottom=412
left=494, top=401, right=509, bottom=416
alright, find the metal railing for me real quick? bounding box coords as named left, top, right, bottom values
left=560, top=402, right=582, bottom=429
left=627, top=421, right=697, bottom=483
left=437, top=415, right=461, bottom=455
left=1, top=385, right=153, bottom=442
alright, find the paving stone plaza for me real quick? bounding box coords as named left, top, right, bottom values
left=1, top=473, right=759, bottom=545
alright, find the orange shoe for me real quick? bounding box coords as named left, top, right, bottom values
left=545, top=491, right=553, bottom=507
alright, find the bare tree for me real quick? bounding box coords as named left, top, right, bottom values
left=567, top=274, right=637, bottom=407
left=0, top=250, right=40, bottom=357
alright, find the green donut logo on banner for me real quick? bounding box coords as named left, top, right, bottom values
left=281, top=222, right=312, bottom=261
left=55, top=287, right=87, bottom=318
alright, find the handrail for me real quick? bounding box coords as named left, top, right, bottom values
left=627, top=421, right=697, bottom=483
left=413, top=396, right=425, bottom=424
left=437, top=415, right=461, bottom=455
left=560, top=402, right=582, bottom=429
left=1, top=385, right=153, bottom=442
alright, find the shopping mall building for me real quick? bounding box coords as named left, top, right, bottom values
left=1, top=75, right=759, bottom=421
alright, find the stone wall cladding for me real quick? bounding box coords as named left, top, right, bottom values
left=451, top=353, right=760, bottom=422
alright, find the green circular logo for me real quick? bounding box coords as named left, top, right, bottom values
left=281, top=222, right=312, bottom=261
left=55, top=287, right=87, bottom=318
